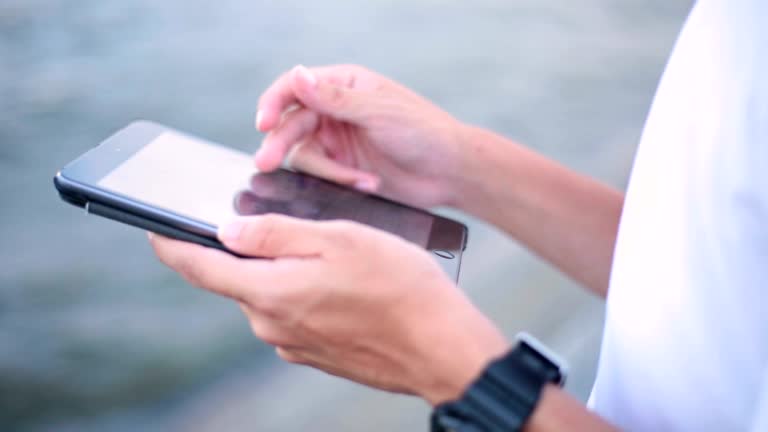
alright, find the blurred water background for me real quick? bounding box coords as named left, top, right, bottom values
left=1, top=0, right=691, bottom=430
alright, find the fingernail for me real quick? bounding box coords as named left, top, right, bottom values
left=295, top=64, right=317, bottom=88
left=147, top=231, right=155, bottom=240
left=219, top=219, right=245, bottom=241
left=354, top=178, right=377, bottom=193
left=255, top=110, right=264, bottom=130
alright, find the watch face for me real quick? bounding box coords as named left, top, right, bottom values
left=516, top=332, right=568, bottom=386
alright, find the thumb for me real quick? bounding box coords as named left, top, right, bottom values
left=290, top=65, right=372, bottom=123
left=218, top=214, right=333, bottom=258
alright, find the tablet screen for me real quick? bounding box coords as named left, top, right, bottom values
left=97, top=131, right=434, bottom=247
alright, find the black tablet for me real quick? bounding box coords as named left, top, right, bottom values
left=54, top=121, right=468, bottom=280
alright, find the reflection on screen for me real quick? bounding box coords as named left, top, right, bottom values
left=98, top=131, right=434, bottom=247
left=234, top=170, right=433, bottom=247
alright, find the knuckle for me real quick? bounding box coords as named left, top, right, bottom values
left=260, top=330, right=286, bottom=347
left=249, top=320, right=288, bottom=346
left=260, top=334, right=281, bottom=346
left=325, top=85, right=346, bottom=108
left=245, top=214, right=280, bottom=253
left=276, top=348, right=305, bottom=365
left=325, top=220, right=361, bottom=251
left=248, top=288, right=290, bottom=321
left=176, top=256, right=207, bottom=287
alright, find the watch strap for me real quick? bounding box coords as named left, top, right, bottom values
left=431, top=340, right=563, bottom=432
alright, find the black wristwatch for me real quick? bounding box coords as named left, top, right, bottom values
left=431, top=332, right=567, bottom=432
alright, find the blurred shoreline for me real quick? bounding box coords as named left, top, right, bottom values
left=1, top=1, right=689, bottom=430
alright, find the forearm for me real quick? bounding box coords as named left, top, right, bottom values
left=447, top=125, right=624, bottom=297
left=525, top=385, right=617, bottom=431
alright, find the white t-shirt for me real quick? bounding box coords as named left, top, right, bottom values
left=589, top=1, right=768, bottom=431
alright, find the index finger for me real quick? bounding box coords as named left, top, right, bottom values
left=256, top=65, right=353, bottom=132
left=256, top=71, right=294, bottom=132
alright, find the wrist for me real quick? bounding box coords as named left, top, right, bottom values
left=422, top=336, right=511, bottom=406
left=414, top=301, right=510, bottom=406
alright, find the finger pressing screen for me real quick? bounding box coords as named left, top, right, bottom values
left=256, top=65, right=357, bottom=132
left=255, top=108, right=319, bottom=171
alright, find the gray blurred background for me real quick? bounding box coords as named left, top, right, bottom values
left=1, top=0, right=690, bottom=430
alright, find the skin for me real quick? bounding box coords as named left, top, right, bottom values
left=150, top=64, right=622, bottom=430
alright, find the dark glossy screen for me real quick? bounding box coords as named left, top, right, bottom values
left=234, top=170, right=434, bottom=247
